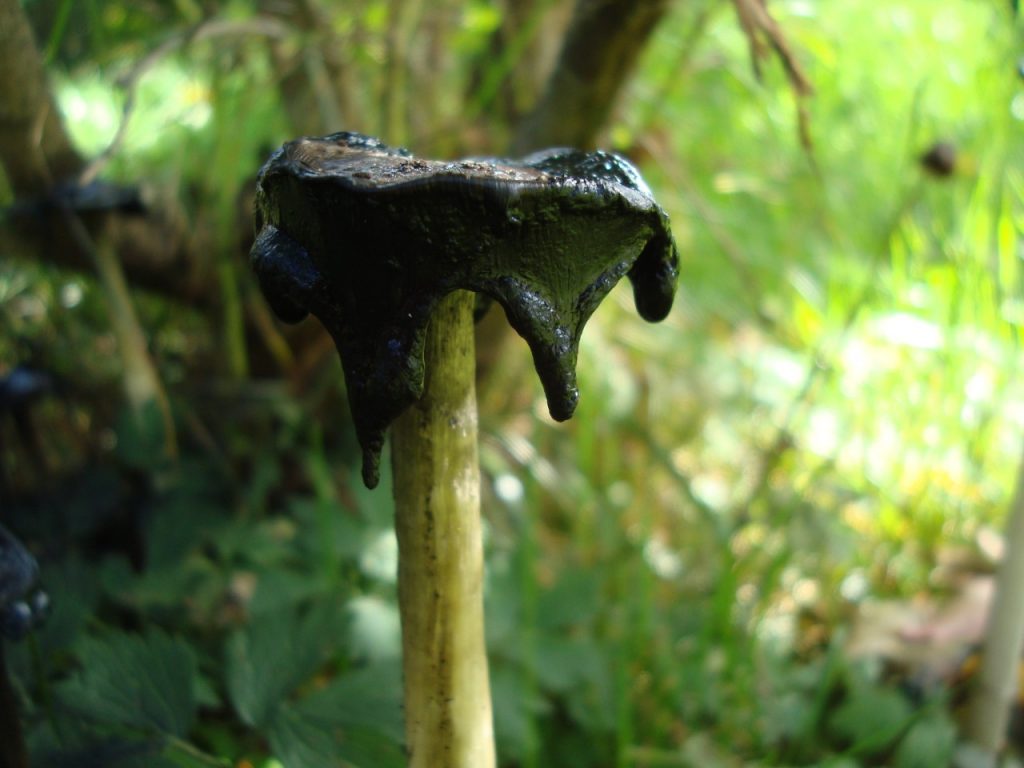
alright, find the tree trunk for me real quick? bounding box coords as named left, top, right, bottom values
left=391, top=290, right=495, bottom=768
left=0, top=0, right=81, bottom=194
left=512, top=0, right=672, bottom=153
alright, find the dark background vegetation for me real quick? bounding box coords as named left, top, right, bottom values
left=2, top=0, right=1024, bottom=766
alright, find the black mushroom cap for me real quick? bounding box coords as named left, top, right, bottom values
left=250, top=132, right=680, bottom=488
left=0, top=366, right=54, bottom=411
left=0, top=525, right=46, bottom=642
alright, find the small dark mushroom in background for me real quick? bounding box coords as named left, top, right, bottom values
left=249, top=132, right=679, bottom=767
left=2, top=180, right=145, bottom=222
left=920, top=141, right=957, bottom=178
left=0, top=524, right=47, bottom=768
left=0, top=366, right=56, bottom=498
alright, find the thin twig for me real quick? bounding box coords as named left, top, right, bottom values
left=165, top=735, right=229, bottom=767
left=625, top=422, right=731, bottom=547
left=730, top=0, right=814, bottom=152
left=731, top=0, right=812, bottom=95
left=639, top=137, right=768, bottom=322
left=633, top=4, right=718, bottom=130
left=28, top=100, right=54, bottom=188
left=295, top=0, right=349, bottom=129
left=738, top=181, right=926, bottom=513
left=57, top=201, right=178, bottom=459
left=78, top=17, right=292, bottom=186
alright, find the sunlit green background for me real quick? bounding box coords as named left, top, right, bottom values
left=3, top=0, right=1024, bottom=766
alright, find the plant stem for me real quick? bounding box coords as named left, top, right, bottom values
left=391, top=289, right=495, bottom=768
left=962, top=440, right=1024, bottom=764
left=88, top=223, right=178, bottom=459
left=61, top=210, right=177, bottom=459
left=0, top=646, right=28, bottom=768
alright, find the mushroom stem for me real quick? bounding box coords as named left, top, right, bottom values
left=391, top=289, right=495, bottom=768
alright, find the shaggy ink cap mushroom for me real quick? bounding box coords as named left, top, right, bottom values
left=0, top=366, right=54, bottom=411
left=251, top=132, right=680, bottom=488
left=0, top=525, right=46, bottom=642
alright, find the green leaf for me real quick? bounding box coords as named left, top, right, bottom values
left=827, top=682, right=913, bottom=754
left=563, top=649, right=616, bottom=732
left=226, top=603, right=345, bottom=727
left=533, top=636, right=608, bottom=695
left=483, top=559, right=523, bottom=655
left=114, top=401, right=172, bottom=472
left=118, top=561, right=207, bottom=611
left=243, top=451, right=283, bottom=515
left=213, top=517, right=298, bottom=569
left=536, top=569, right=602, bottom=632
left=296, top=662, right=405, bottom=744
left=164, top=741, right=231, bottom=768
left=144, top=494, right=224, bottom=571
left=893, top=711, right=957, bottom=768
left=490, top=662, right=548, bottom=763
left=32, top=738, right=174, bottom=768
left=268, top=708, right=346, bottom=768
left=249, top=568, right=328, bottom=617
left=269, top=707, right=405, bottom=768
left=290, top=496, right=368, bottom=563
left=58, top=630, right=197, bottom=738
left=30, top=727, right=224, bottom=768
left=267, top=665, right=405, bottom=768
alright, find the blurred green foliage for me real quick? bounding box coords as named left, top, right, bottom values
left=3, top=0, right=1024, bottom=766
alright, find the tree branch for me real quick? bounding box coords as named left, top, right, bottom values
left=79, top=17, right=291, bottom=187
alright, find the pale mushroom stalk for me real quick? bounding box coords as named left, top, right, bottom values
left=959, top=445, right=1024, bottom=767
left=392, top=290, right=494, bottom=767
left=249, top=132, right=679, bottom=767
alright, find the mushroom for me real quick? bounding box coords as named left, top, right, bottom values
left=0, top=366, right=56, bottom=496
left=0, top=524, right=47, bottom=768
left=250, top=132, right=679, bottom=767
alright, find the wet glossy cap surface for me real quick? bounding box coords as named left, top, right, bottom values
left=0, top=524, right=44, bottom=642
left=251, top=132, right=679, bottom=487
